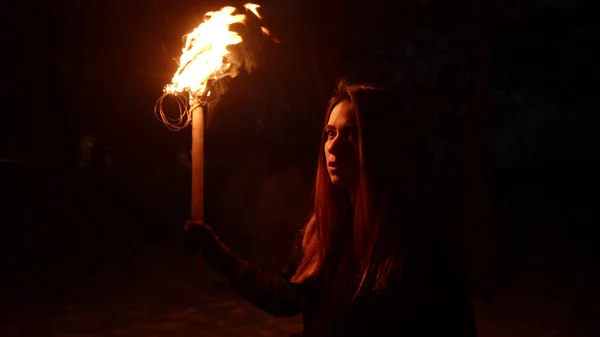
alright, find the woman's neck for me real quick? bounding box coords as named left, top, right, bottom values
left=348, top=189, right=357, bottom=208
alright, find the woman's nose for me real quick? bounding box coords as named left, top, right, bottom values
left=328, top=136, right=340, bottom=153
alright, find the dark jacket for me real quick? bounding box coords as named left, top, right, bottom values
left=208, top=212, right=477, bottom=337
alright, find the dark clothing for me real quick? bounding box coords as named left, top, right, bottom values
left=208, top=214, right=477, bottom=337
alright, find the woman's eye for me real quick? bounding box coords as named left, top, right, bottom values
left=327, top=130, right=336, bottom=138
left=348, top=132, right=357, bottom=143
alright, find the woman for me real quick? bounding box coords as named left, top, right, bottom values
left=184, top=79, right=477, bottom=336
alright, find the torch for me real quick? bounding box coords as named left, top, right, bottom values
left=155, top=3, right=274, bottom=225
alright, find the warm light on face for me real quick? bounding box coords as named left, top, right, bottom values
left=324, top=101, right=360, bottom=189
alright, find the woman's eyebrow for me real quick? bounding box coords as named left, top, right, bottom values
left=340, top=124, right=357, bottom=131
left=325, top=124, right=357, bottom=132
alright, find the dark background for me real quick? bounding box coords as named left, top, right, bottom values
left=1, top=0, right=598, bottom=336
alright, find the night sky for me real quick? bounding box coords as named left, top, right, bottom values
left=1, top=0, right=598, bottom=336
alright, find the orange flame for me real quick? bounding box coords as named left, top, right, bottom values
left=244, top=3, right=262, bottom=19
left=164, top=3, right=269, bottom=100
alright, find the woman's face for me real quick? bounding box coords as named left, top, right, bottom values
left=324, top=100, right=360, bottom=190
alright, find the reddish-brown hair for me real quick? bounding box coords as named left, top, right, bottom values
left=291, top=78, right=426, bottom=298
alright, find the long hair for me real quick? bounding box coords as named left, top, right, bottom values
left=291, top=78, right=427, bottom=298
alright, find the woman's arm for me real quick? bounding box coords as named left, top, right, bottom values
left=200, top=225, right=305, bottom=317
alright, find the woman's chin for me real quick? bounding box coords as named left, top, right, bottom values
left=330, top=175, right=347, bottom=188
